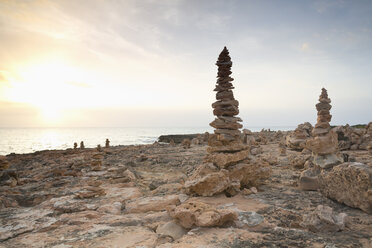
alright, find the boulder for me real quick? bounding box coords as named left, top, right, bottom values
left=205, top=150, right=249, bottom=168
left=298, top=167, right=320, bottom=191
left=184, top=164, right=230, bottom=196
left=228, top=160, right=271, bottom=188
left=306, top=131, right=338, bottom=155
left=168, top=200, right=237, bottom=228
left=185, top=161, right=271, bottom=197
left=319, top=162, right=372, bottom=213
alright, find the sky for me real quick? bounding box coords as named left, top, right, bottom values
left=0, top=0, right=371, bottom=128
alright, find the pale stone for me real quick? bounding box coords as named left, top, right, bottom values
left=306, top=131, right=339, bottom=155
left=156, top=220, right=188, bottom=240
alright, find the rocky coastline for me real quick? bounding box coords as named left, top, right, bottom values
left=0, top=46, right=371, bottom=248
left=0, top=124, right=371, bottom=248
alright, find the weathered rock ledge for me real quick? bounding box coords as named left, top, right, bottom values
left=0, top=139, right=371, bottom=247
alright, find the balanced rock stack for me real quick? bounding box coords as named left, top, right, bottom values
left=209, top=46, right=242, bottom=144
left=306, top=88, right=343, bottom=169
left=299, top=88, right=343, bottom=191
left=185, top=47, right=271, bottom=197
left=206, top=47, right=248, bottom=160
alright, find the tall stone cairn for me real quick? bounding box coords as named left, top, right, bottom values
left=206, top=46, right=249, bottom=162
left=184, top=47, right=271, bottom=197
left=314, top=88, right=332, bottom=135
left=306, top=88, right=343, bottom=169
left=210, top=46, right=242, bottom=142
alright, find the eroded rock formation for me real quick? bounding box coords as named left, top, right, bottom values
left=167, top=200, right=237, bottom=228
left=286, top=122, right=313, bottom=151
left=185, top=47, right=270, bottom=196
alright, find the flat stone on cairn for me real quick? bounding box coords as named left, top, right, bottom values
left=185, top=47, right=271, bottom=197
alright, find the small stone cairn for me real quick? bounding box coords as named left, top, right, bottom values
left=105, top=139, right=110, bottom=148
left=185, top=47, right=271, bottom=196
left=97, top=144, right=102, bottom=152
left=80, top=141, right=85, bottom=149
left=306, top=88, right=343, bottom=169
left=299, top=88, right=343, bottom=191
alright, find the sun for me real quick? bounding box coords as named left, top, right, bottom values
left=4, top=59, right=90, bottom=124
left=39, top=105, right=62, bottom=124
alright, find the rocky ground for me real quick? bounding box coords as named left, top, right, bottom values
left=0, top=140, right=371, bottom=248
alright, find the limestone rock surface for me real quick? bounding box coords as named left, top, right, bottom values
left=301, top=205, right=347, bottom=232
left=319, top=162, right=372, bottom=213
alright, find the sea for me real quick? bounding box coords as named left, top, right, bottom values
left=0, top=126, right=295, bottom=155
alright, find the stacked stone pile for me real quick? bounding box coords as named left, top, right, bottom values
left=206, top=47, right=248, bottom=157
left=306, top=88, right=343, bottom=169
left=185, top=47, right=271, bottom=196
left=209, top=46, right=242, bottom=143
left=299, top=89, right=342, bottom=191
